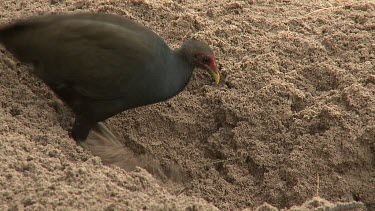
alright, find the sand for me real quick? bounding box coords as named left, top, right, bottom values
left=0, top=0, right=374, bottom=210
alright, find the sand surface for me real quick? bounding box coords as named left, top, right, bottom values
left=0, top=0, right=374, bottom=210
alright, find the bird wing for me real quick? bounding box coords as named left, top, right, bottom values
left=1, top=14, right=168, bottom=100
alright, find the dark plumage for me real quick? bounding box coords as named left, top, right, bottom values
left=0, top=13, right=219, bottom=142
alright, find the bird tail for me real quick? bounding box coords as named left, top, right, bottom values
left=0, top=23, right=17, bottom=43
left=0, top=26, right=4, bottom=43
left=79, top=122, right=168, bottom=179
left=0, top=21, right=33, bottom=44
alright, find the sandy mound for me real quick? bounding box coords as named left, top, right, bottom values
left=1, top=0, right=374, bottom=210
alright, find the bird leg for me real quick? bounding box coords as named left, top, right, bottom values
left=71, top=117, right=95, bottom=143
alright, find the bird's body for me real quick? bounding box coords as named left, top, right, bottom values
left=0, top=13, right=219, bottom=142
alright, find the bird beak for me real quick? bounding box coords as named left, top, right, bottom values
left=207, top=63, right=220, bottom=84
left=210, top=69, right=220, bottom=85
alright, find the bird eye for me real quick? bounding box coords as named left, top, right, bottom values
left=202, top=56, right=210, bottom=63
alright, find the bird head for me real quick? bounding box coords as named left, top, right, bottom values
left=180, top=39, right=220, bottom=84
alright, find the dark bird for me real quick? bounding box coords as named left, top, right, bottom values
left=0, top=13, right=220, bottom=142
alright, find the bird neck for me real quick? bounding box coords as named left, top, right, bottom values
left=164, top=50, right=194, bottom=96
left=175, top=45, right=195, bottom=66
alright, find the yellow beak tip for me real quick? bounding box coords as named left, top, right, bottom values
left=213, top=73, right=220, bottom=85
